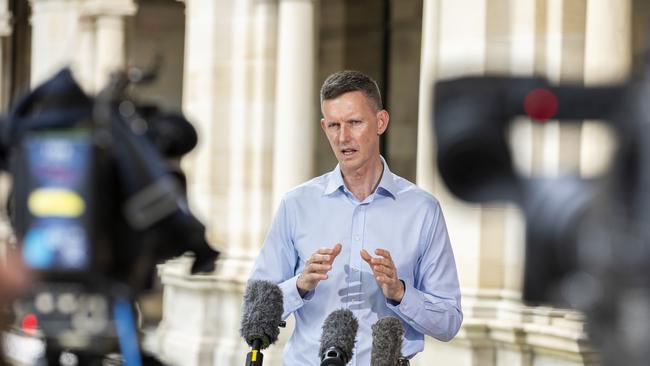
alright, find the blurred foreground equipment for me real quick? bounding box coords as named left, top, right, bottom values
left=434, top=71, right=650, bottom=366
left=0, top=68, right=219, bottom=365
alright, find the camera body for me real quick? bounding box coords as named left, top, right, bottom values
left=434, top=75, right=650, bottom=365
left=2, top=68, right=218, bottom=362
left=10, top=125, right=121, bottom=355
left=13, top=127, right=107, bottom=277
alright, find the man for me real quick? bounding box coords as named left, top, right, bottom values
left=249, top=70, right=462, bottom=365
left=0, top=248, right=29, bottom=366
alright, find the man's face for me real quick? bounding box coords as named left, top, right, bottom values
left=320, top=91, right=389, bottom=172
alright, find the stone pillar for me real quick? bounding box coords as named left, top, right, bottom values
left=544, top=0, right=587, bottom=176
left=0, top=0, right=10, bottom=262
left=80, top=0, right=136, bottom=91
left=415, top=1, right=496, bottom=363
left=581, top=0, right=631, bottom=176
left=503, top=0, right=537, bottom=300
left=29, top=0, right=84, bottom=87
left=414, top=1, right=600, bottom=365
left=93, top=14, right=127, bottom=88
left=156, top=1, right=285, bottom=365
left=0, top=0, right=11, bottom=110
left=29, top=0, right=136, bottom=92
left=272, top=0, right=316, bottom=210
left=420, top=0, right=491, bottom=319
left=0, top=0, right=8, bottom=35
left=76, top=14, right=96, bottom=93
left=415, top=0, right=439, bottom=194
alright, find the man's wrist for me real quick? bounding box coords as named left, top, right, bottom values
left=390, top=280, right=406, bottom=303
left=296, top=274, right=309, bottom=297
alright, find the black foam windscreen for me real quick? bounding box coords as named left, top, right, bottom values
left=319, top=309, right=358, bottom=364
left=371, top=317, right=404, bottom=366
left=239, top=280, right=284, bottom=349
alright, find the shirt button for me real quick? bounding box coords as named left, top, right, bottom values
left=351, top=267, right=359, bottom=272
left=354, top=235, right=360, bottom=241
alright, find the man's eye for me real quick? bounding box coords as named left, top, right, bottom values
left=328, top=123, right=340, bottom=129
left=350, top=120, right=361, bottom=125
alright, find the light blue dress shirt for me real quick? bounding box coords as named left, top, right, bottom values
left=249, top=158, right=463, bottom=365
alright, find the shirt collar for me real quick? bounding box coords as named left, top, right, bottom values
left=323, top=164, right=345, bottom=195
left=376, top=156, right=398, bottom=199
left=323, top=156, right=398, bottom=199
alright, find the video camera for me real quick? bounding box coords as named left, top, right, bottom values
left=434, top=71, right=648, bottom=365
left=1, top=68, right=219, bottom=365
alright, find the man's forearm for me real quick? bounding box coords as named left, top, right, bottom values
left=386, top=282, right=463, bottom=341
left=276, top=274, right=310, bottom=319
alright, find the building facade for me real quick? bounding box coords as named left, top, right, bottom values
left=1, top=0, right=644, bottom=365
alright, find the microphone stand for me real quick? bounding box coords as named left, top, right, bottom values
left=242, top=319, right=285, bottom=366
left=245, top=339, right=264, bottom=366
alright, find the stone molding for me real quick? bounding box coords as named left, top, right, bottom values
left=28, top=0, right=136, bottom=16
left=158, top=255, right=251, bottom=292
left=154, top=257, right=280, bottom=366
left=79, top=0, right=137, bottom=18
left=454, top=287, right=596, bottom=364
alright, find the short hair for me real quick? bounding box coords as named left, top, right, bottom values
left=320, top=70, right=383, bottom=111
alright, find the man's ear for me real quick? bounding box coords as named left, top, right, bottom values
left=320, top=118, right=327, bottom=132
left=377, top=109, right=389, bottom=135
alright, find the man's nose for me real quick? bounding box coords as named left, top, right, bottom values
left=338, top=124, right=351, bottom=143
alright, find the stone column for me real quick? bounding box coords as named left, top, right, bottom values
left=502, top=0, right=537, bottom=301
left=156, top=1, right=285, bottom=365
left=414, top=1, right=599, bottom=365
left=415, top=0, right=439, bottom=194
left=419, top=0, right=477, bottom=274
left=544, top=0, right=587, bottom=176
left=93, top=14, right=127, bottom=88
left=76, top=14, right=96, bottom=93
left=0, top=0, right=10, bottom=262
left=80, top=0, right=136, bottom=91
left=272, top=0, right=316, bottom=210
left=581, top=0, right=631, bottom=176
left=29, top=0, right=84, bottom=87
left=29, top=0, right=136, bottom=92
left=0, top=0, right=11, bottom=110
left=419, top=0, right=491, bottom=318
left=415, top=1, right=494, bottom=364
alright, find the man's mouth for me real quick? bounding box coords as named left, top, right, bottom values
left=341, top=148, right=357, bottom=157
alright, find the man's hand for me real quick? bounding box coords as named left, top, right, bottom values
left=0, top=249, right=29, bottom=337
left=361, top=248, right=405, bottom=302
left=0, top=249, right=28, bottom=302
left=296, top=243, right=342, bottom=296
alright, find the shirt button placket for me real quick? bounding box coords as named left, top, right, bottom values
left=351, top=204, right=365, bottom=282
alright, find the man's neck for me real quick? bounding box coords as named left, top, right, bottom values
left=341, top=156, right=384, bottom=201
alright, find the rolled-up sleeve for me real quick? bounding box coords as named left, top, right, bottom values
left=387, top=202, right=463, bottom=341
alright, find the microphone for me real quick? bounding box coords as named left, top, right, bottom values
left=240, top=280, right=285, bottom=365
left=371, top=317, right=404, bottom=366
left=319, top=309, right=358, bottom=366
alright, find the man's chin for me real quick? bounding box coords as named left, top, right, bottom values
left=338, top=158, right=360, bottom=172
